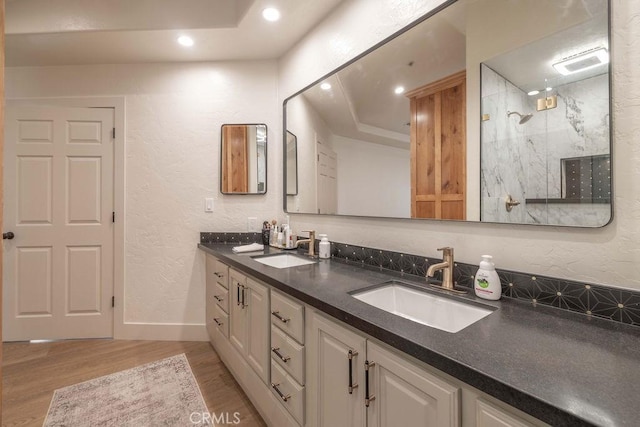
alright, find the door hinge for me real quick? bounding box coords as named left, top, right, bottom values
left=112, top=212, right=115, bottom=223
left=112, top=128, right=116, bottom=139
left=112, top=296, right=115, bottom=307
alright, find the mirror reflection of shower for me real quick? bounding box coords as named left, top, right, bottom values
left=507, top=110, right=533, bottom=124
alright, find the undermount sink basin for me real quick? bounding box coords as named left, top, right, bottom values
left=252, top=253, right=317, bottom=269
left=350, top=281, right=495, bottom=333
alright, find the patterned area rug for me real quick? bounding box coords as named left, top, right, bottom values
left=43, top=353, right=211, bottom=426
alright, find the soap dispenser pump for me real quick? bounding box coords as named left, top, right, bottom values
left=474, top=255, right=501, bottom=300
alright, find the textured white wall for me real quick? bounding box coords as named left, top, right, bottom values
left=6, top=61, right=281, bottom=326
left=279, top=0, right=640, bottom=290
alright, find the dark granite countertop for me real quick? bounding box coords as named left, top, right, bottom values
left=199, top=243, right=640, bottom=427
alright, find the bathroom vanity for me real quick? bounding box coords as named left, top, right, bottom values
left=199, top=242, right=640, bottom=427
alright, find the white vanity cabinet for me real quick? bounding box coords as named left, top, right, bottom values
left=229, top=268, right=270, bottom=385
left=270, top=290, right=306, bottom=426
left=203, top=253, right=546, bottom=427
left=307, top=311, right=459, bottom=427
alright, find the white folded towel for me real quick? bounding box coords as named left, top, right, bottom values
left=232, top=243, right=265, bottom=253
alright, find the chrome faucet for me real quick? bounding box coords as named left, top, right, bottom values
left=295, top=230, right=316, bottom=257
left=426, top=247, right=464, bottom=293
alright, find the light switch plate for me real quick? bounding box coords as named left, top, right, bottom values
left=205, top=198, right=214, bottom=212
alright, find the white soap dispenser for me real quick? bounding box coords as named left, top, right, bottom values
left=474, top=255, right=501, bottom=300
left=318, top=234, right=331, bottom=259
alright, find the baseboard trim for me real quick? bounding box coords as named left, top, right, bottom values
left=115, top=322, right=208, bottom=341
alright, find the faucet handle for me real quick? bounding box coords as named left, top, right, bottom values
left=437, top=247, right=454, bottom=257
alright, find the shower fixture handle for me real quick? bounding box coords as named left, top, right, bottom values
left=505, top=195, right=521, bottom=212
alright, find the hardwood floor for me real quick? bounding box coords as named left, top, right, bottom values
left=2, top=340, right=267, bottom=426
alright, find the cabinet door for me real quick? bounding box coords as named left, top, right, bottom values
left=246, top=277, right=270, bottom=385
left=229, top=270, right=247, bottom=354
left=476, top=399, right=535, bottom=427
left=308, top=312, right=367, bottom=427
left=366, top=342, right=460, bottom=427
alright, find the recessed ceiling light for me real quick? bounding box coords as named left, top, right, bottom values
left=553, top=47, right=608, bottom=76
left=177, top=35, right=194, bottom=47
left=262, top=7, right=281, bottom=22
left=320, top=82, right=332, bottom=90
left=394, top=86, right=405, bottom=95
left=527, top=90, right=540, bottom=96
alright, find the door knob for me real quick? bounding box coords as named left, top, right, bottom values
left=3, top=232, right=15, bottom=240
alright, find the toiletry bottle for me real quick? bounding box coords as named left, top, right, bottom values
left=318, top=234, right=330, bottom=259
left=474, top=255, right=501, bottom=300
left=277, top=226, right=284, bottom=247
left=284, top=225, right=292, bottom=249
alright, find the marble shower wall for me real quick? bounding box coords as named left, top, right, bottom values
left=480, top=64, right=611, bottom=226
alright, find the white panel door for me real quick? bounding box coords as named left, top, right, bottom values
left=245, top=277, right=269, bottom=385
left=3, top=105, right=114, bottom=341
left=367, top=342, right=460, bottom=427
left=316, top=141, right=337, bottom=214
left=307, top=312, right=367, bottom=427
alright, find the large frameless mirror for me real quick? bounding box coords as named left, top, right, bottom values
left=283, top=0, right=611, bottom=227
left=220, top=124, right=267, bottom=194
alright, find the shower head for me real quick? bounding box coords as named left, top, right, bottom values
left=507, top=111, right=533, bottom=124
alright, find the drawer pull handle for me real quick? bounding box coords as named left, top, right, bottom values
left=213, top=318, right=223, bottom=327
left=365, top=360, right=376, bottom=407
left=241, top=286, right=248, bottom=309
left=348, top=350, right=359, bottom=394
left=214, top=295, right=224, bottom=302
left=214, top=272, right=225, bottom=278
left=271, top=311, right=290, bottom=323
left=271, top=383, right=291, bottom=402
left=271, top=347, right=291, bottom=363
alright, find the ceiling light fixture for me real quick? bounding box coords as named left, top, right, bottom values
left=394, top=86, right=405, bottom=95
left=262, top=7, right=281, bottom=22
left=553, top=47, right=609, bottom=76
left=320, top=82, right=331, bottom=90
left=177, top=35, right=194, bottom=47
left=527, top=90, right=540, bottom=96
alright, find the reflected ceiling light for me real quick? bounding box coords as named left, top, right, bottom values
left=527, top=90, right=540, bottom=96
left=262, top=7, right=281, bottom=22
left=546, top=87, right=553, bottom=92
left=320, top=82, right=332, bottom=90
left=394, top=86, right=405, bottom=95
left=553, top=47, right=609, bottom=75
left=177, top=35, right=194, bottom=47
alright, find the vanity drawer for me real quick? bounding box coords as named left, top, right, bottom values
left=213, top=259, right=229, bottom=289
left=212, top=303, right=229, bottom=339
left=271, top=290, right=304, bottom=344
left=271, top=360, right=304, bottom=425
left=271, top=325, right=305, bottom=385
left=213, top=281, right=229, bottom=314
